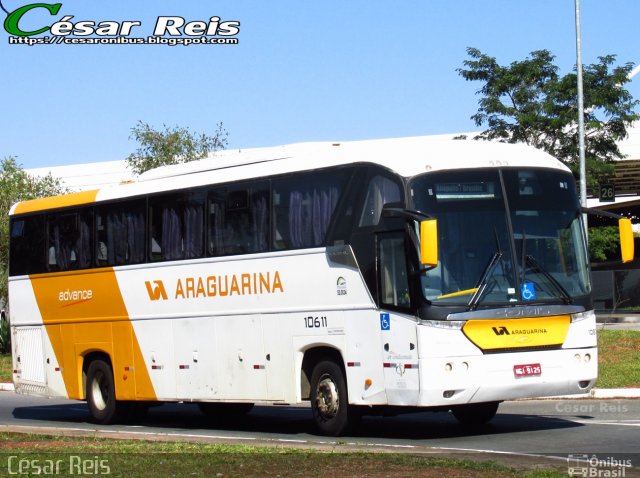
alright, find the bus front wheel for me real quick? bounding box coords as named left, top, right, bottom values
left=310, top=360, right=351, bottom=436
left=86, top=359, right=122, bottom=424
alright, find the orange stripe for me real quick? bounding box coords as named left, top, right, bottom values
left=31, top=268, right=157, bottom=401
left=13, top=189, right=99, bottom=215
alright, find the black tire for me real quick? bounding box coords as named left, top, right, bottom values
left=86, top=359, right=121, bottom=424
left=310, top=360, right=352, bottom=436
left=451, top=401, right=500, bottom=426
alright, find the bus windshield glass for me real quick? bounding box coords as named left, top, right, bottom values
left=410, top=168, right=591, bottom=308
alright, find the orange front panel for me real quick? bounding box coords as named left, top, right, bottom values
left=30, top=268, right=129, bottom=323
left=462, top=315, right=571, bottom=351
left=31, top=268, right=156, bottom=401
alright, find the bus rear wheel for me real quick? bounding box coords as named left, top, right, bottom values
left=86, top=359, right=124, bottom=424
left=310, top=360, right=352, bottom=436
left=451, top=401, right=500, bottom=426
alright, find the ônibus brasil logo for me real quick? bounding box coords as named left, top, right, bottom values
left=1, top=1, right=240, bottom=46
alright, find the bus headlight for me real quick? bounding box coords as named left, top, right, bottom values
left=570, top=310, right=596, bottom=323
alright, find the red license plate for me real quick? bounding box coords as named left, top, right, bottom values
left=513, top=363, right=542, bottom=377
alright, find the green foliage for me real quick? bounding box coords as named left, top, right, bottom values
left=0, top=156, right=67, bottom=311
left=0, top=312, right=9, bottom=355
left=458, top=48, right=639, bottom=192
left=126, top=121, right=229, bottom=175
left=588, top=226, right=620, bottom=262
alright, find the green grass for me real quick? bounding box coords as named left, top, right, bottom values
left=0, top=433, right=567, bottom=478
left=0, top=354, right=10, bottom=383
left=597, top=329, right=640, bottom=388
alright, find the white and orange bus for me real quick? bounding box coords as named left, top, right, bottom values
left=8, top=136, right=633, bottom=435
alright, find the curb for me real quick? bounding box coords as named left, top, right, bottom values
left=596, top=315, right=640, bottom=324
left=1, top=382, right=639, bottom=397
left=546, top=388, right=640, bottom=399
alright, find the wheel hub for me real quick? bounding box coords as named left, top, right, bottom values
left=91, top=371, right=108, bottom=411
left=315, top=376, right=339, bottom=418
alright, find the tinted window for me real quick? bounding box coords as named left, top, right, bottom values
left=272, top=170, right=349, bottom=250
left=208, top=183, right=269, bottom=256
left=96, top=200, right=145, bottom=266
left=150, top=192, right=204, bottom=262
left=46, top=209, right=93, bottom=271
left=359, top=175, right=402, bottom=227
left=9, top=215, right=45, bottom=275
left=379, top=234, right=410, bottom=309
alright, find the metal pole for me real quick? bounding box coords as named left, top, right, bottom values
left=575, top=0, right=588, bottom=233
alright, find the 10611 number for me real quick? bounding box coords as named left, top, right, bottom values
left=304, top=316, right=327, bottom=328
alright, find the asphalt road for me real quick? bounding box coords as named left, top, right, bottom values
left=0, top=391, right=639, bottom=475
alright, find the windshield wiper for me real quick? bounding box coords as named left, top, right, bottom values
left=467, top=251, right=503, bottom=311
left=523, top=254, right=573, bottom=304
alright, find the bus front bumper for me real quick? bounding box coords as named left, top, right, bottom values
left=416, top=346, right=597, bottom=407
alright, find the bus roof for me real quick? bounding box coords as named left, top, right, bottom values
left=10, top=135, right=568, bottom=215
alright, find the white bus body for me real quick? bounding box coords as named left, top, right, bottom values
left=8, top=137, right=608, bottom=435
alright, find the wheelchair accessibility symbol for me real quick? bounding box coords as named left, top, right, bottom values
left=521, top=281, right=536, bottom=301
left=380, top=313, right=390, bottom=331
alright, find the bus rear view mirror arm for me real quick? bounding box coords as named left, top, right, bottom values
left=581, top=207, right=635, bottom=264
left=381, top=205, right=431, bottom=222
left=381, top=205, right=438, bottom=267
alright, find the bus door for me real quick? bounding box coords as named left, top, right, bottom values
left=262, top=316, right=287, bottom=401
left=173, top=317, right=216, bottom=400
left=13, top=325, right=47, bottom=393
left=215, top=315, right=268, bottom=401
left=377, top=232, right=420, bottom=405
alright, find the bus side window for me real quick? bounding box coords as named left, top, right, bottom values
left=150, top=192, right=204, bottom=262
left=9, top=215, right=45, bottom=275
left=208, top=190, right=226, bottom=256
left=359, top=175, right=401, bottom=228
left=207, top=185, right=269, bottom=256
left=96, top=201, right=145, bottom=266
left=47, top=209, right=93, bottom=271
left=271, top=171, right=347, bottom=250
left=47, top=213, right=81, bottom=271
left=76, top=210, right=93, bottom=269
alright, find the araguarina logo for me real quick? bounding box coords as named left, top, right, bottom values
left=492, top=326, right=510, bottom=336
left=2, top=1, right=241, bottom=45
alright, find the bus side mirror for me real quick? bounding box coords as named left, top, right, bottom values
left=619, top=218, right=634, bottom=263
left=420, top=219, right=438, bottom=267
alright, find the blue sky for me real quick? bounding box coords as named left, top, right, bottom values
left=2, top=0, right=640, bottom=169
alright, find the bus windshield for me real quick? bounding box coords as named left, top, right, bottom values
left=410, top=168, right=591, bottom=308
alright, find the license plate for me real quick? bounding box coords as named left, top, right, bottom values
left=514, top=363, right=542, bottom=377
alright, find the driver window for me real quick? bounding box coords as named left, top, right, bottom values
left=379, top=235, right=410, bottom=309
left=359, top=175, right=401, bottom=227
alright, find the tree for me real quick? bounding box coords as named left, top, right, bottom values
left=0, top=157, right=67, bottom=312
left=126, top=121, right=229, bottom=175
left=458, top=48, right=639, bottom=192
left=588, top=225, right=620, bottom=262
